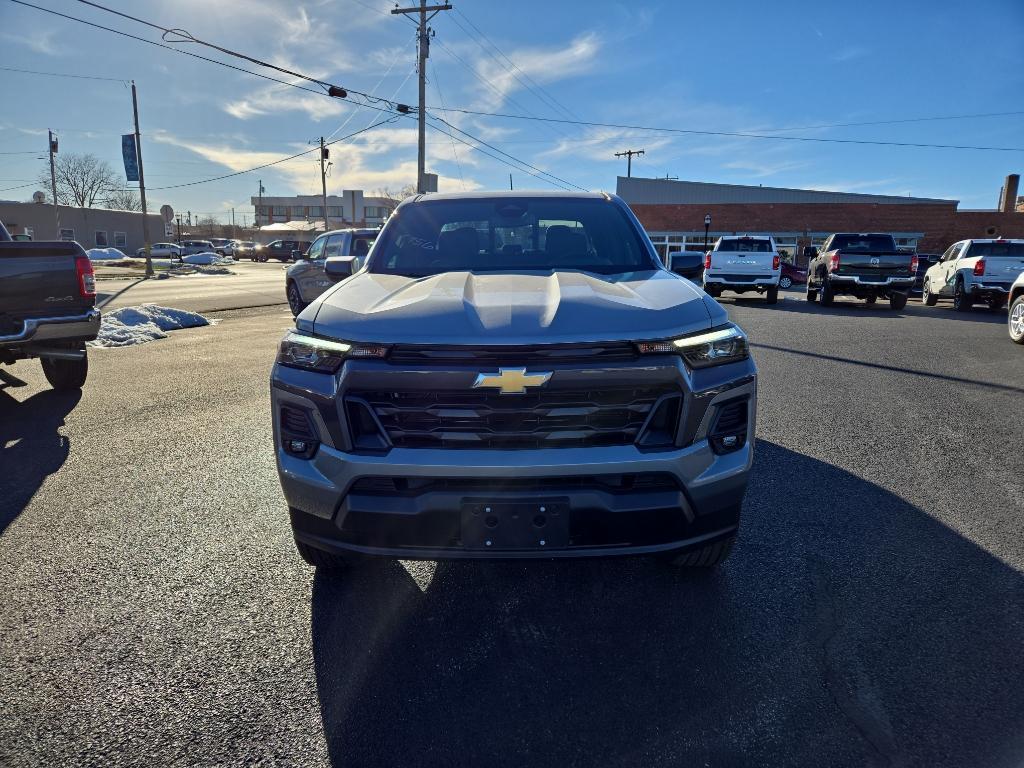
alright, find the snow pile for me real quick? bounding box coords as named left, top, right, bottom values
left=89, top=304, right=211, bottom=348
left=182, top=252, right=233, bottom=265
left=86, top=247, right=130, bottom=261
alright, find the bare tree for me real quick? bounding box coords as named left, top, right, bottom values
left=37, top=153, right=120, bottom=208
left=103, top=188, right=143, bottom=212
left=376, top=184, right=417, bottom=207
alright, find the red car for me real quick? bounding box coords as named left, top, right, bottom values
left=779, top=261, right=807, bottom=289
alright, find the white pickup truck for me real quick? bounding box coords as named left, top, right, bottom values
left=921, top=238, right=1024, bottom=312
left=702, top=235, right=781, bottom=304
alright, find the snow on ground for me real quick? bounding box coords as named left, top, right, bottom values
left=86, top=247, right=130, bottom=261
left=89, top=304, right=213, bottom=348
left=182, top=252, right=234, bottom=265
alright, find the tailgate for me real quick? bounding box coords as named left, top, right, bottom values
left=0, top=241, right=91, bottom=317
left=709, top=251, right=775, bottom=275
left=981, top=256, right=1024, bottom=281
left=833, top=251, right=913, bottom=279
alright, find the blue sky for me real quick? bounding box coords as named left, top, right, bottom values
left=1, top=0, right=1022, bottom=223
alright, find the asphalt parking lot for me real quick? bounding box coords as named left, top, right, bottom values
left=1, top=292, right=1022, bottom=767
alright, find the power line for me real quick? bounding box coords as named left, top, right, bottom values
left=427, top=113, right=586, bottom=191
left=749, top=110, right=1024, bottom=134
left=0, top=65, right=127, bottom=83
left=0, top=151, right=42, bottom=155
left=425, top=107, right=1024, bottom=152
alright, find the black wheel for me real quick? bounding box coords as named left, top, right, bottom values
left=819, top=277, right=835, bottom=306
left=41, top=348, right=88, bottom=391
left=953, top=278, right=972, bottom=312
left=865, top=295, right=877, bottom=305
left=704, top=285, right=720, bottom=298
left=766, top=286, right=779, bottom=305
left=922, top=279, right=938, bottom=306
left=667, top=537, right=735, bottom=568
left=287, top=281, right=308, bottom=316
left=295, top=540, right=353, bottom=569
left=779, top=275, right=793, bottom=289
left=806, top=282, right=817, bottom=302
left=988, top=296, right=1007, bottom=312
left=1009, top=296, right=1024, bottom=344
left=889, top=292, right=907, bottom=310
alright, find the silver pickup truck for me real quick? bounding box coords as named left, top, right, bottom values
left=0, top=220, right=100, bottom=390
left=271, top=192, right=757, bottom=571
left=284, top=228, right=377, bottom=316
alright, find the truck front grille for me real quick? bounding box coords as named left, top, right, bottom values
left=348, top=386, right=676, bottom=449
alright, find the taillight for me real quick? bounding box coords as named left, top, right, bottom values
left=772, top=253, right=780, bottom=270
left=910, top=255, right=919, bottom=274
left=829, top=252, right=840, bottom=272
left=75, top=255, right=96, bottom=298
left=704, top=251, right=712, bottom=270
left=973, top=259, right=985, bottom=276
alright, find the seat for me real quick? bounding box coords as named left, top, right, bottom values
left=546, top=225, right=589, bottom=265
left=435, top=227, right=479, bottom=269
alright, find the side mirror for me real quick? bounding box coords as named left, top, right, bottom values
left=291, top=249, right=303, bottom=261
left=324, top=256, right=357, bottom=281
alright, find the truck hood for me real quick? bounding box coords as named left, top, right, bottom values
left=309, top=269, right=720, bottom=345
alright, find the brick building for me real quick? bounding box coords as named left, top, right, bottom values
left=617, top=174, right=1024, bottom=263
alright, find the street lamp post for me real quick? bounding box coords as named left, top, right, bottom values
left=704, top=214, right=712, bottom=251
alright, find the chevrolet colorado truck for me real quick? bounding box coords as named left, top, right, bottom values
left=702, top=235, right=781, bottom=304
left=921, top=238, right=1024, bottom=312
left=0, top=220, right=100, bottom=390
left=271, top=192, right=757, bottom=570
left=806, top=233, right=916, bottom=309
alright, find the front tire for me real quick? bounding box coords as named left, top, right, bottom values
left=766, top=286, right=779, bottom=305
left=41, top=348, right=88, bottom=391
left=889, top=292, right=907, bottom=310
left=988, top=296, right=1007, bottom=312
left=287, top=281, right=308, bottom=316
left=806, top=282, right=818, bottom=303
left=1009, top=296, right=1024, bottom=344
left=953, top=278, right=973, bottom=312
left=295, top=540, right=352, bottom=570
left=667, top=537, right=735, bottom=568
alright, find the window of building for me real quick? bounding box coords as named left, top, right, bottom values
left=309, top=206, right=323, bottom=217
left=113, top=231, right=127, bottom=247
left=59, top=228, right=75, bottom=241
left=365, top=206, right=387, bottom=218
left=95, top=231, right=108, bottom=247
left=273, top=206, right=287, bottom=216
left=327, top=206, right=342, bottom=218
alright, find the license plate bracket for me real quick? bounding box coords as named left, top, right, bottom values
left=461, top=499, right=570, bottom=550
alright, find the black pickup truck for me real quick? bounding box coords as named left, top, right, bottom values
left=806, top=232, right=916, bottom=309
left=0, top=220, right=100, bottom=390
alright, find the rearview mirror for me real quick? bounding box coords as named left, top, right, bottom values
left=324, top=256, right=357, bottom=281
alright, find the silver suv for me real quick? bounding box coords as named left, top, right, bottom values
left=271, top=193, right=756, bottom=570
left=284, top=228, right=377, bottom=316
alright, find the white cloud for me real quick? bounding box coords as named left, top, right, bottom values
left=722, top=159, right=810, bottom=179
left=832, top=46, right=868, bottom=62
left=224, top=83, right=347, bottom=121
left=0, top=29, right=61, bottom=56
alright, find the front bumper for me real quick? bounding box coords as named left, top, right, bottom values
left=272, top=353, right=755, bottom=559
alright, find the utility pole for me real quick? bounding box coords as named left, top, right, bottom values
left=509, top=173, right=513, bottom=191
left=392, top=0, right=452, bottom=194
left=231, top=207, right=236, bottom=237
left=47, top=130, right=59, bottom=238
left=130, top=81, right=154, bottom=277
left=257, top=180, right=265, bottom=229
left=614, top=149, right=644, bottom=178
left=319, top=137, right=330, bottom=233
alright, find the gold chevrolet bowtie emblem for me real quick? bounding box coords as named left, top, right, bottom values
left=472, top=367, right=553, bottom=395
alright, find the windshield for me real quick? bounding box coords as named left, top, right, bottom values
left=965, top=241, right=1024, bottom=257
left=830, top=234, right=896, bottom=251
left=368, top=197, right=655, bottom=277
left=717, top=238, right=772, bottom=252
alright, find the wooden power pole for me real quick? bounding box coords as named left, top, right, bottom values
left=319, top=137, right=330, bottom=233
left=615, top=148, right=645, bottom=178
left=391, top=0, right=452, bottom=194
left=131, top=80, right=153, bottom=277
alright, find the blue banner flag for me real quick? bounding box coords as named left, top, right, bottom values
left=122, top=134, right=139, bottom=182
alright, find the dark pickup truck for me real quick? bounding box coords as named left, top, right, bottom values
left=0, top=220, right=100, bottom=390
left=806, top=233, right=916, bottom=309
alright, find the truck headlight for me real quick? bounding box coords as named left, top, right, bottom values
left=276, top=332, right=389, bottom=373
left=277, top=332, right=352, bottom=373
left=674, top=325, right=748, bottom=368
left=638, top=325, right=749, bottom=368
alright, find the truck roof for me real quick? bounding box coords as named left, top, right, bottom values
left=396, top=190, right=612, bottom=209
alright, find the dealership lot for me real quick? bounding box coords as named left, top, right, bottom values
left=1, top=296, right=1021, bottom=767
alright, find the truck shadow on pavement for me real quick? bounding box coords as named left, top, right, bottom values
left=0, top=388, right=81, bottom=535
left=309, top=441, right=1024, bottom=768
